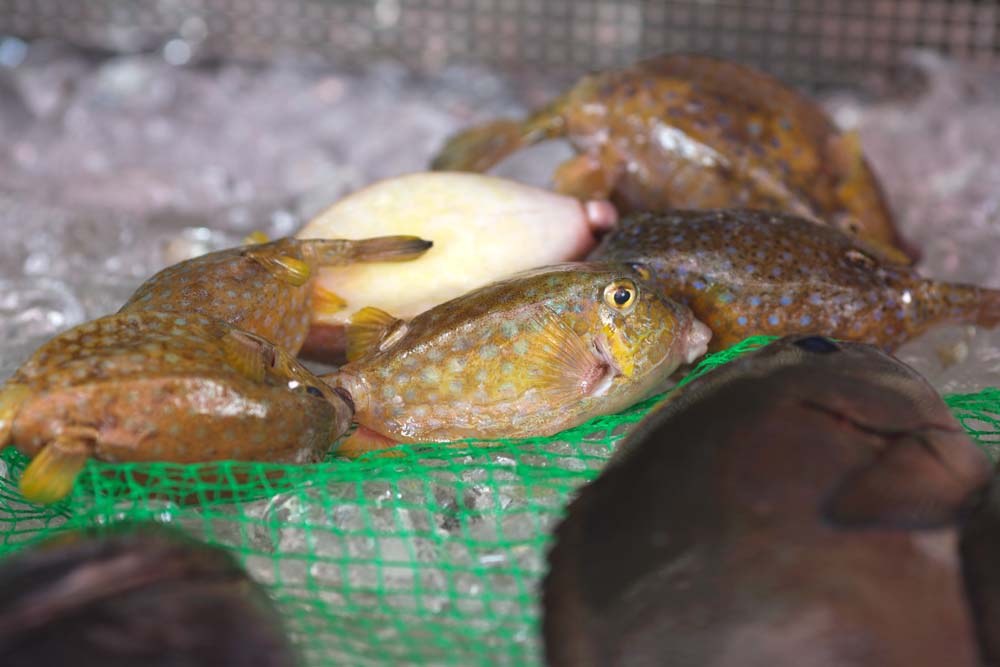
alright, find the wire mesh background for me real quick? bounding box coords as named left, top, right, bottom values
left=1, top=0, right=998, bottom=88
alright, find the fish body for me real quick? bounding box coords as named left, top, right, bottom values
left=1, top=310, right=352, bottom=504
left=295, top=172, right=616, bottom=363
left=544, top=335, right=993, bottom=667
left=329, top=262, right=710, bottom=451
left=590, top=209, right=1000, bottom=351
left=0, top=523, right=299, bottom=667
left=432, top=53, right=914, bottom=260
left=123, top=235, right=432, bottom=355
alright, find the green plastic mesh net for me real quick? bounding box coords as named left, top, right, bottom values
left=1, top=335, right=999, bottom=666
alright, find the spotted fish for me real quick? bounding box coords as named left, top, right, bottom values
left=589, top=209, right=1000, bottom=351
left=327, top=263, right=710, bottom=455
left=0, top=522, right=300, bottom=667
left=295, top=172, right=616, bottom=363
left=544, top=335, right=993, bottom=667
left=432, top=53, right=916, bottom=261
left=122, top=234, right=433, bottom=355
left=0, top=310, right=354, bottom=504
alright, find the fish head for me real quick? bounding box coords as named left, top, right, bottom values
left=567, top=262, right=710, bottom=395
left=621, top=334, right=993, bottom=529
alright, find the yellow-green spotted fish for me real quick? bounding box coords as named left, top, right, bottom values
left=295, top=172, right=617, bottom=363
left=327, top=262, right=711, bottom=455
left=0, top=311, right=353, bottom=504
left=123, top=233, right=432, bottom=354
left=0, top=233, right=432, bottom=504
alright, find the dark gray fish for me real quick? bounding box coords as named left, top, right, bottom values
left=0, top=523, right=299, bottom=667
left=544, top=335, right=993, bottom=667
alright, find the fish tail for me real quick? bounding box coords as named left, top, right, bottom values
left=304, top=236, right=433, bottom=266
left=974, top=286, right=1000, bottom=329
left=932, top=282, right=1000, bottom=329
left=430, top=119, right=538, bottom=172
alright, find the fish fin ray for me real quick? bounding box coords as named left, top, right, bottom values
left=247, top=251, right=312, bottom=286
left=221, top=329, right=274, bottom=383
left=346, top=307, right=407, bottom=362
left=313, top=285, right=348, bottom=317
left=336, top=426, right=402, bottom=459
left=522, top=308, right=611, bottom=406
left=242, top=231, right=270, bottom=245
left=20, top=439, right=91, bottom=504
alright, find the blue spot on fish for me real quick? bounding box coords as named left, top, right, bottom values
left=780, top=296, right=792, bottom=306
left=800, top=315, right=812, bottom=326
left=749, top=296, right=761, bottom=307
left=768, top=314, right=780, bottom=326
left=737, top=316, right=748, bottom=326
left=693, top=280, right=706, bottom=290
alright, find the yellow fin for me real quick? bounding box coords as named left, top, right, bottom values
left=336, top=426, right=403, bottom=459
left=313, top=285, right=347, bottom=317
left=430, top=119, right=530, bottom=172
left=249, top=252, right=312, bottom=287
left=222, top=329, right=274, bottom=383
left=243, top=231, right=270, bottom=245
left=20, top=439, right=91, bottom=504
left=523, top=307, right=612, bottom=405
left=346, top=307, right=407, bottom=363
left=0, top=383, right=31, bottom=446
left=848, top=234, right=913, bottom=267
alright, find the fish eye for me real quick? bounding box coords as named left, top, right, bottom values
left=794, top=336, right=839, bottom=354
left=603, top=279, right=638, bottom=310
left=305, top=385, right=325, bottom=398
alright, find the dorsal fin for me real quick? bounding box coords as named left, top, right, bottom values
left=346, top=307, right=407, bottom=362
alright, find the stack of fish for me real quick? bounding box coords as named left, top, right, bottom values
left=2, top=53, right=1000, bottom=664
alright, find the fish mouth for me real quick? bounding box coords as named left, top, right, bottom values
left=588, top=336, right=623, bottom=397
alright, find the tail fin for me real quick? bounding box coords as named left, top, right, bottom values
left=305, top=236, right=433, bottom=266
left=934, top=283, right=1000, bottom=329
left=430, top=119, right=531, bottom=172
left=975, top=286, right=1000, bottom=329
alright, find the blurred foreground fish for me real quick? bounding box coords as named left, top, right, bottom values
left=544, top=335, right=994, bottom=667
left=1, top=311, right=353, bottom=504
left=327, top=263, right=710, bottom=455
left=295, top=172, right=617, bottom=363
left=591, top=209, right=1000, bottom=351
left=123, top=233, right=432, bottom=355
left=0, top=523, right=298, bottom=667
left=432, top=53, right=915, bottom=262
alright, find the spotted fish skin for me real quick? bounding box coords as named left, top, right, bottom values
left=330, top=263, right=710, bottom=445
left=590, top=209, right=1000, bottom=351
left=5, top=310, right=350, bottom=466
left=432, top=53, right=915, bottom=260
left=122, top=236, right=432, bottom=354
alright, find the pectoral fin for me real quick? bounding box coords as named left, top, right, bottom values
left=346, top=307, right=408, bottom=362
left=222, top=329, right=275, bottom=383
left=523, top=308, right=615, bottom=404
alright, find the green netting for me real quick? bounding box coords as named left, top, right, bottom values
left=1, top=334, right=999, bottom=666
